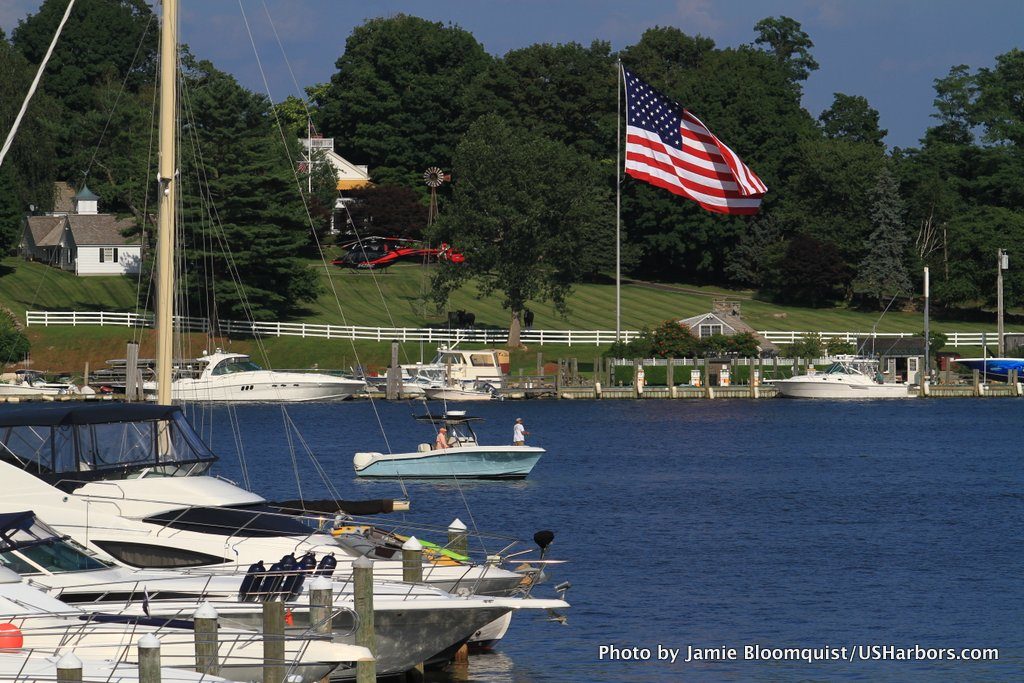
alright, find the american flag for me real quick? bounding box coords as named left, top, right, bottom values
left=623, top=67, right=767, bottom=215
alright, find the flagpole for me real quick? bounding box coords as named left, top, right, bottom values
left=615, top=59, right=622, bottom=343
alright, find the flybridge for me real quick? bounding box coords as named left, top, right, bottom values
left=0, top=403, right=217, bottom=488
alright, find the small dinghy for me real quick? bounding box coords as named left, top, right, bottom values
left=353, top=411, right=544, bottom=479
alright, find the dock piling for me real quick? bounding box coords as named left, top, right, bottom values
left=448, top=518, right=468, bottom=557
left=386, top=340, right=400, bottom=400
left=354, top=555, right=376, bottom=683
left=262, top=600, right=286, bottom=683
left=402, top=536, right=424, bottom=583
left=56, top=652, right=83, bottom=683
left=138, top=634, right=161, bottom=683
left=193, top=601, right=220, bottom=676
left=309, top=575, right=333, bottom=635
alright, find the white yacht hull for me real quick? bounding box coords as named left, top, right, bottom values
left=423, top=387, right=494, bottom=401
left=172, top=373, right=364, bottom=402
left=775, top=379, right=912, bottom=399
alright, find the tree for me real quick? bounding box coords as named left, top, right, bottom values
left=853, top=166, right=913, bottom=306
left=340, top=185, right=428, bottom=238
left=318, top=15, right=492, bottom=185
left=428, top=114, right=612, bottom=346
left=765, top=234, right=850, bottom=307
left=725, top=213, right=784, bottom=288
left=174, top=58, right=320, bottom=321
left=819, top=93, right=887, bottom=146
left=752, top=16, right=819, bottom=85
left=927, top=65, right=976, bottom=146
left=973, top=48, right=1024, bottom=147
left=0, top=34, right=57, bottom=250
left=459, top=41, right=616, bottom=159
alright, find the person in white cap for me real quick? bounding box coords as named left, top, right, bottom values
left=513, top=417, right=529, bottom=446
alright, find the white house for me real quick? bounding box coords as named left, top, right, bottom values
left=300, top=136, right=371, bottom=191
left=20, top=185, right=142, bottom=276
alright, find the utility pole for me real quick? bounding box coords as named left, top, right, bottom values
left=923, top=266, right=930, bottom=376
left=997, top=248, right=1008, bottom=356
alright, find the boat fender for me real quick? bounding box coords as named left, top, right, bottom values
left=298, top=552, right=317, bottom=574
left=277, top=553, right=299, bottom=600
left=237, top=560, right=266, bottom=602
left=281, top=570, right=305, bottom=601
left=315, top=553, right=337, bottom=578
left=0, top=623, right=23, bottom=649
left=260, top=561, right=285, bottom=601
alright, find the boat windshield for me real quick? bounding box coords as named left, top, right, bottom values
left=211, top=358, right=263, bottom=375
left=0, top=404, right=216, bottom=487
left=0, top=511, right=111, bottom=574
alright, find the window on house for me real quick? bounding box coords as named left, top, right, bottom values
left=699, top=324, right=723, bottom=338
left=99, top=247, right=118, bottom=263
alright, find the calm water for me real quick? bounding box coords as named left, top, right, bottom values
left=190, top=399, right=1022, bottom=682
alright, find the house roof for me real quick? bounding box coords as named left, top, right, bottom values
left=65, top=214, right=137, bottom=245
left=679, top=310, right=779, bottom=352
left=74, top=185, right=100, bottom=201
left=25, top=216, right=66, bottom=247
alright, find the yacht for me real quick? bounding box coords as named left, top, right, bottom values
left=0, top=511, right=550, bottom=677
left=0, top=566, right=365, bottom=682
left=0, top=370, right=81, bottom=398
left=403, top=348, right=507, bottom=390
left=954, top=357, right=1024, bottom=382
left=169, top=350, right=366, bottom=402
left=773, top=357, right=913, bottom=398
left=0, top=652, right=233, bottom=683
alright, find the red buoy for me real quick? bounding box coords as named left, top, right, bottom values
left=0, top=623, right=23, bottom=649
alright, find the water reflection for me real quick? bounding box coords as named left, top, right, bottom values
left=426, top=652, right=534, bottom=683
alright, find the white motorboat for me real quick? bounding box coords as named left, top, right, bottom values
left=0, top=371, right=80, bottom=398
left=169, top=350, right=366, bottom=402
left=0, top=566, right=366, bottom=682
left=773, top=357, right=913, bottom=398
left=423, top=381, right=497, bottom=402
left=403, top=348, right=507, bottom=390
left=354, top=412, right=543, bottom=479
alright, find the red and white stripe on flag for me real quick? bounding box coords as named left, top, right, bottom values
left=625, top=113, right=767, bottom=215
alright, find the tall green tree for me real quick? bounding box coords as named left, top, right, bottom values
left=318, top=15, right=492, bottom=186
left=428, top=114, right=612, bottom=345
left=752, top=16, right=819, bottom=86
left=819, top=93, right=887, bottom=146
left=0, top=31, right=57, bottom=250
left=459, top=41, right=616, bottom=159
left=853, top=165, right=913, bottom=305
left=175, top=58, right=320, bottom=321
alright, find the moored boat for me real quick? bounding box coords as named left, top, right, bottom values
left=773, top=357, right=913, bottom=398
left=954, top=357, right=1024, bottom=382
left=354, top=412, right=544, bottom=479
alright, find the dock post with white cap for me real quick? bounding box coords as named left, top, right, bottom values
left=56, top=652, right=83, bottom=683
left=354, top=555, right=376, bottom=683
left=402, top=536, right=424, bottom=583
left=193, top=601, right=219, bottom=676
left=138, top=634, right=161, bottom=683
left=309, top=575, right=333, bottom=635
left=448, top=518, right=468, bottom=557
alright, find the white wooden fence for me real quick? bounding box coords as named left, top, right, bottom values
left=24, top=310, right=1007, bottom=348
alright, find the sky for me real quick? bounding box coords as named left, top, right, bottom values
left=2, top=0, right=1022, bottom=149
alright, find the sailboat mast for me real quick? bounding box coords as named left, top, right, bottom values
left=615, top=59, right=622, bottom=343
left=155, top=0, right=178, bottom=406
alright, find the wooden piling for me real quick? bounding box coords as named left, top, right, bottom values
left=353, top=555, right=376, bottom=683
left=666, top=358, right=674, bottom=389
left=448, top=518, right=468, bottom=557
left=386, top=341, right=400, bottom=400
left=125, top=342, right=141, bottom=402
left=309, top=576, right=333, bottom=636
left=973, top=369, right=981, bottom=397
left=263, top=600, right=286, bottom=683
left=138, top=634, right=161, bottom=683
left=83, top=362, right=89, bottom=389
left=536, top=351, right=543, bottom=376
left=402, top=537, right=424, bottom=583
left=56, top=652, right=83, bottom=683
left=193, top=602, right=219, bottom=676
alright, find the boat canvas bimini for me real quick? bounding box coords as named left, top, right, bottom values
left=954, top=357, right=1024, bottom=382
left=773, top=357, right=913, bottom=399
left=354, top=412, right=544, bottom=479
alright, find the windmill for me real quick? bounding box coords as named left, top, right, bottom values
left=423, top=166, right=448, bottom=226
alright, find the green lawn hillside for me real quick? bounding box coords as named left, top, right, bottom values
left=1, top=257, right=1011, bottom=374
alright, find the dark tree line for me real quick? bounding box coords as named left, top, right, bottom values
left=3, top=3, right=1023, bottom=322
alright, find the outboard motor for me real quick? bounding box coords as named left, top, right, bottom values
left=237, top=561, right=266, bottom=602
left=298, top=552, right=317, bottom=575
left=315, top=553, right=337, bottom=578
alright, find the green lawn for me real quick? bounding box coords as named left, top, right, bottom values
left=1, top=255, right=1011, bottom=335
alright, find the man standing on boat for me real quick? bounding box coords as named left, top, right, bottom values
left=435, top=427, right=450, bottom=450
left=513, top=418, right=529, bottom=446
